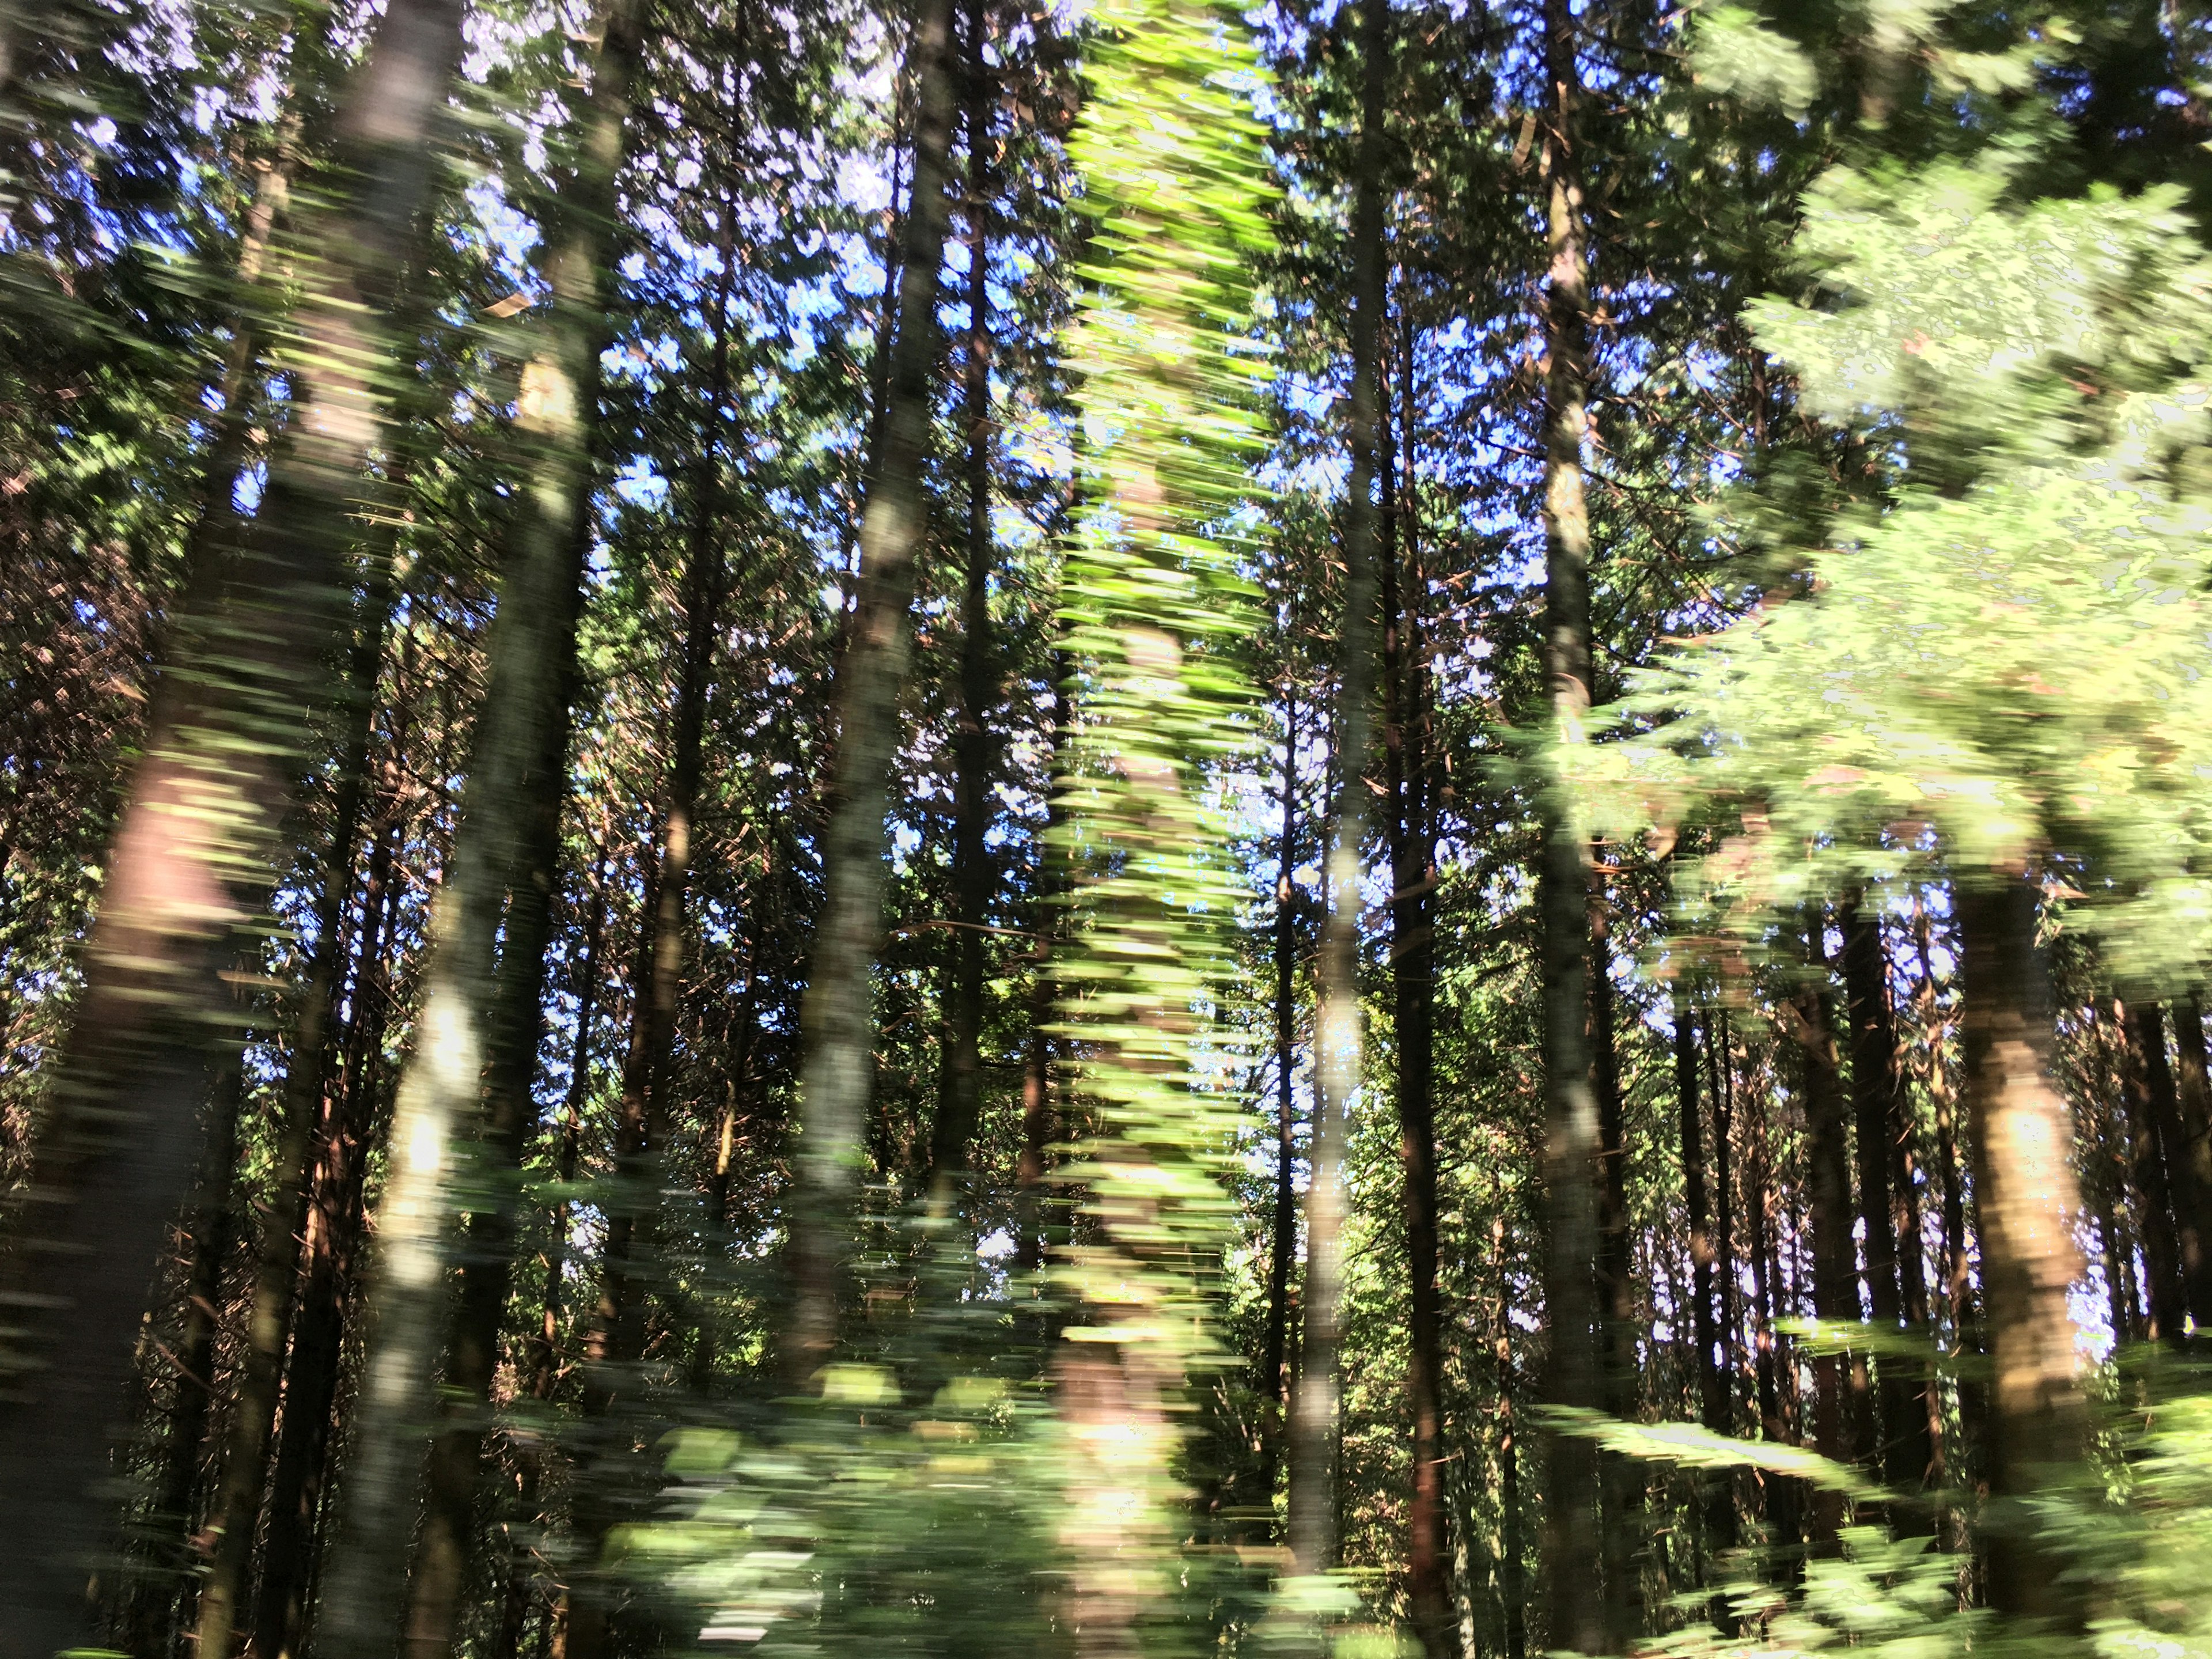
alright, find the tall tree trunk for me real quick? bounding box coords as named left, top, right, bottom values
left=2123, top=998, right=2191, bottom=1346
left=1264, top=683, right=1299, bottom=1410
left=1745, top=1094, right=1800, bottom=1547
left=194, top=555, right=399, bottom=1659
left=250, top=717, right=416, bottom=1659
left=1954, top=876, right=2090, bottom=1624
left=1385, top=293, right=1453, bottom=1659
left=1676, top=998, right=1722, bottom=1434
left=1590, top=897, right=1641, bottom=1642
left=2173, top=999, right=2212, bottom=1329
left=1831, top=898, right=1937, bottom=1504
left=1533, top=0, right=1605, bottom=1644
left=929, top=0, right=998, bottom=1190
left=1016, top=649, right=1071, bottom=1274
left=1787, top=922, right=1853, bottom=1546
left=494, top=852, right=611, bottom=1659
left=1289, top=0, right=1388, bottom=1584
left=786, top=0, right=961, bottom=1382
left=1707, top=1009, right=1738, bottom=1434
left=316, top=7, right=638, bottom=1649
left=1493, top=1221, right=1527, bottom=1659
left=0, top=3, right=464, bottom=1648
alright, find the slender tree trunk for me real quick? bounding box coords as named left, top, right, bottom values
left=131, top=1044, right=245, bottom=1650
left=317, top=7, right=638, bottom=1649
left=1533, top=0, right=1604, bottom=1644
left=1676, top=998, right=1722, bottom=1434
left=1745, top=1097, right=1800, bottom=1547
left=786, top=0, right=961, bottom=1382
left=194, top=556, right=399, bottom=1659
left=1840, top=891, right=1931, bottom=1506
left=1264, top=684, right=1299, bottom=1410
left=1954, top=876, right=2090, bottom=1624
left=1589, top=897, right=1642, bottom=1642
left=2123, top=998, right=2190, bottom=1346
left=1289, top=0, right=1388, bottom=1584
left=493, top=853, right=610, bottom=1659
left=1787, top=923, right=1853, bottom=1547
left=929, top=0, right=998, bottom=1190
left=250, top=721, right=415, bottom=1659
left=1016, top=651, right=1071, bottom=1274
left=0, top=3, right=464, bottom=1648
left=2173, top=999, right=2212, bottom=1330
left=1708, top=1010, right=1739, bottom=1434
left=1384, top=294, right=1453, bottom=1659
left=1493, top=1222, right=1527, bottom=1659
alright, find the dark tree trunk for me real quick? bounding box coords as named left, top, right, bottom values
left=1590, top=897, right=1640, bottom=1645
left=1787, top=921, right=1854, bottom=1546
left=1676, top=997, right=1721, bottom=1434
left=1016, top=650, right=1071, bottom=1274
left=1384, top=289, right=1453, bottom=1659
left=2174, top=999, right=2212, bottom=1329
left=319, top=8, right=639, bottom=1651
left=1289, top=0, right=1389, bottom=1582
left=2123, top=998, right=2190, bottom=1347
left=249, top=728, right=415, bottom=1659
left=1493, top=1222, right=1527, bottom=1659
left=929, top=0, right=998, bottom=1190
left=0, top=3, right=464, bottom=1648
left=195, top=555, right=399, bottom=1659
left=786, top=0, right=963, bottom=1382
left=1840, top=892, right=1934, bottom=1502
left=1745, top=1099, right=1800, bottom=1548
left=1955, top=877, right=2090, bottom=1625
left=1264, top=684, right=1299, bottom=1410
left=1533, top=0, right=1604, bottom=1643
left=1707, top=1009, right=1738, bottom=1435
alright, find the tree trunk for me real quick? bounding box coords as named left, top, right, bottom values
left=786, top=0, right=961, bottom=1382
left=1676, top=997, right=1721, bottom=1434
left=1264, top=684, right=1300, bottom=1415
left=1289, top=0, right=1388, bottom=1584
left=1493, top=1222, right=1527, bottom=1659
left=1707, top=1009, right=1738, bottom=1434
left=2173, top=999, right=2212, bottom=1330
left=929, top=0, right=998, bottom=1191
left=1533, top=0, right=1604, bottom=1644
left=1016, top=649, right=1071, bottom=1274
left=1384, top=291, right=1453, bottom=1659
left=194, top=555, right=398, bottom=1659
left=1787, top=923, right=1853, bottom=1547
left=1955, top=877, right=2090, bottom=1624
left=316, top=7, right=638, bottom=1649
left=249, top=723, right=415, bottom=1659
left=1745, top=1096, right=1800, bottom=1548
left=1590, top=897, right=1641, bottom=1643
left=2123, top=998, right=2190, bottom=1346
left=0, top=3, right=464, bottom=1649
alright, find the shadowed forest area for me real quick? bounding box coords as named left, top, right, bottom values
left=4, top=0, right=2212, bottom=1655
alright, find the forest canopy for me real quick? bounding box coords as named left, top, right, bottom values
left=2, top=0, right=2212, bottom=1657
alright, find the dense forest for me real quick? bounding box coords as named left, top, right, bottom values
left=3, top=0, right=2212, bottom=1655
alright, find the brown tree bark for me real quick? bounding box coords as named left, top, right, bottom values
left=249, top=708, right=416, bottom=1659
left=928, top=0, right=999, bottom=1190
left=1786, top=922, right=1854, bottom=1547
left=319, top=9, right=639, bottom=1651
left=1840, top=892, right=1935, bottom=1502
left=2123, top=998, right=2191, bottom=1346
left=1384, top=287, right=1453, bottom=1659
left=1264, top=683, right=1300, bottom=1410
left=786, top=0, right=962, bottom=1382
left=1590, top=897, right=1641, bottom=1643
left=194, top=555, right=399, bottom=1659
left=0, top=2, right=464, bottom=1647
left=2174, top=999, right=2212, bottom=1329
left=1288, top=0, right=1389, bottom=1584
left=1955, top=877, right=2092, bottom=1622
left=1533, top=0, right=1605, bottom=1642
left=1675, top=997, right=1724, bottom=1437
